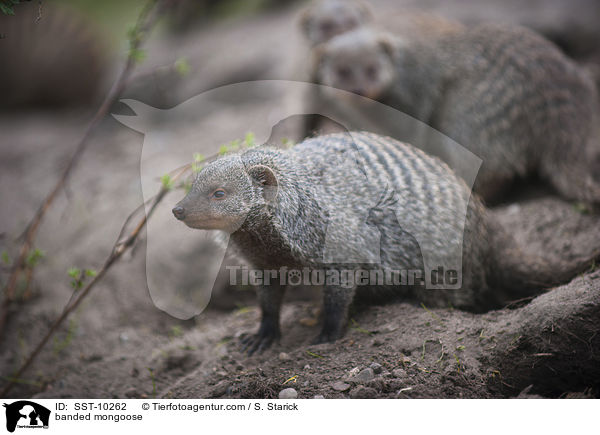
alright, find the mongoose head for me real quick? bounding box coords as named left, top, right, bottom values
left=300, top=0, right=372, bottom=46
left=315, top=28, right=396, bottom=100
left=172, top=155, right=279, bottom=233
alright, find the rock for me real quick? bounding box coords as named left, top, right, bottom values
left=331, top=381, right=351, bottom=392
left=124, top=388, right=138, bottom=398
left=369, top=362, right=383, bottom=374
left=279, top=352, right=291, bottom=361
left=313, top=395, right=325, bottom=399
left=279, top=388, right=298, bottom=399
left=348, top=367, right=360, bottom=377
left=210, top=380, right=231, bottom=398
left=392, top=368, right=406, bottom=378
left=349, top=386, right=377, bottom=399
left=354, top=368, right=375, bottom=383
left=304, top=364, right=311, bottom=370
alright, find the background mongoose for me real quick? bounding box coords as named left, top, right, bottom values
left=312, top=24, right=600, bottom=203
left=299, top=0, right=372, bottom=47
left=172, top=132, right=593, bottom=354
left=300, top=0, right=463, bottom=46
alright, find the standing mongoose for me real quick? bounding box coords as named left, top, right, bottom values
left=172, top=132, right=593, bottom=354
left=312, top=24, right=600, bottom=203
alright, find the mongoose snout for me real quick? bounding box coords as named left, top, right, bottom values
left=172, top=206, right=186, bottom=220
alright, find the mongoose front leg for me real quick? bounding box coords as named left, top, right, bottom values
left=240, top=283, right=285, bottom=355
left=313, top=284, right=356, bottom=344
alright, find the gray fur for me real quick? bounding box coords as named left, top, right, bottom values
left=314, top=24, right=600, bottom=203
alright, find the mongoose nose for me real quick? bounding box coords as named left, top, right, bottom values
left=172, top=206, right=186, bottom=220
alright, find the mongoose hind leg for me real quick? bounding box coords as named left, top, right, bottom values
left=313, top=284, right=356, bottom=344
left=240, top=283, right=286, bottom=355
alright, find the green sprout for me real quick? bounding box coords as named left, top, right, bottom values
left=161, top=174, right=174, bottom=190
left=174, top=57, right=191, bottom=76
left=244, top=132, right=255, bottom=148
left=25, top=249, right=45, bottom=268
left=1, top=251, right=11, bottom=265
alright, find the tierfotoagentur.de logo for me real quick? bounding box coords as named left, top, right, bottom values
left=3, top=401, right=50, bottom=433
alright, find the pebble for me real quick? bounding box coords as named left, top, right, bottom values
left=354, top=368, right=375, bottom=383
left=392, top=368, right=406, bottom=378
left=210, top=381, right=231, bottom=398
left=369, top=362, right=383, bottom=374
left=348, top=367, right=360, bottom=377
left=279, top=388, right=298, bottom=399
left=313, top=395, right=325, bottom=399
left=349, top=386, right=377, bottom=399
left=279, top=352, right=292, bottom=361
left=331, top=381, right=351, bottom=392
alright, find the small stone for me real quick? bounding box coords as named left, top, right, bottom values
left=279, top=388, right=298, bottom=399
left=210, top=381, right=231, bottom=398
left=124, top=388, right=137, bottom=398
left=348, top=367, right=360, bottom=377
left=392, top=368, right=405, bottom=378
left=304, top=364, right=311, bottom=370
left=369, top=362, right=383, bottom=374
left=119, top=333, right=129, bottom=342
left=349, top=386, right=377, bottom=399
left=354, top=368, right=375, bottom=383
left=331, top=381, right=351, bottom=392
left=279, top=352, right=292, bottom=361
left=313, top=395, right=325, bottom=399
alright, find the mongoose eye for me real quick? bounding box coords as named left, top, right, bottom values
left=337, top=66, right=352, bottom=80
left=212, top=189, right=226, bottom=199
left=320, top=20, right=334, bottom=35
left=365, top=65, right=378, bottom=80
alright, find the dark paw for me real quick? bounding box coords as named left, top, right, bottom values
left=311, top=328, right=344, bottom=345
left=239, top=331, right=279, bottom=355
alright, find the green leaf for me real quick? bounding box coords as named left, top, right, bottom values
left=0, top=4, right=15, bottom=15
left=218, top=145, right=229, bottom=155
left=1, top=251, right=10, bottom=265
left=129, top=47, right=146, bottom=64
left=68, top=267, right=81, bottom=279
left=244, top=132, right=255, bottom=148
left=193, top=152, right=205, bottom=163
left=84, top=269, right=97, bottom=278
left=174, top=57, right=191, bottom=76
left=161, top=174, right=174, bottom=190
left=25, top=248, right=45, bottom=268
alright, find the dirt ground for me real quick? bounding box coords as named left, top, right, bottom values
left=1, top=0, right=600, bottom=399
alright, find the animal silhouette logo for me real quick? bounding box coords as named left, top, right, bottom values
left=3, top=401, right=50, bottom=433
left=111, top=80, right=482, bottom=317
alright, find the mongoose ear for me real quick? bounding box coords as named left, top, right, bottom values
left=299, top=8, right=312, bottom=38
left=378, top=34, right=396, bottom=59
left=357, top=1, right=374, bottom=22
left=248, top=164, right=279, bottom=203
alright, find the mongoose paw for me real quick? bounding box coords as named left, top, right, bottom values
left=311, top=328, right=344, bottom=345
left=239, top=330, right=279, bottom=355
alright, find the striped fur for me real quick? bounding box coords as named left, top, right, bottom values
left=315, top=24, right=600, bottom=203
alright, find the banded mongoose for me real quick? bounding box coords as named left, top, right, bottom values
left=172, top=132, right=591, bottom=354
left=299, top=0, right=372, bottom=47
left=300, top=0, right=463, bottom=47
left=0, top=2, right=108, bottom=110
left=312, top=24, right=600, bottom=203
